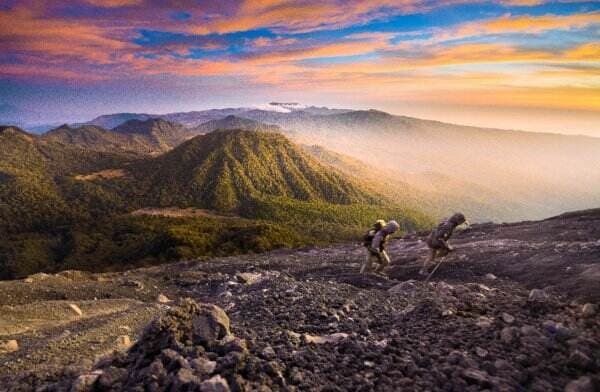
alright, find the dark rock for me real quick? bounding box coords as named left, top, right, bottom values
left=500, top=327, right=520, bottom=344
left=565, top=376, right=595, bottom=392
left=581, top=303, right=597, bottom=318
left=529, top=289, right=549, bottom=302
left=199, top=375, right=230, bottom=392
left=567, top=350, right=593, bottom=370
left=462, top=369, right=491, bottom=386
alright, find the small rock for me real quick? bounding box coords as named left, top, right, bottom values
left=520, top=325, right=541, bottom=337
left=500, top=327, right=519, bottom=344
left=191, top=358, right=217, bottom=375
left=199, top=375, right=230, bottom=392
left=484, top=273, right=497, bottom=280
left=565, top=376, right=594, bottom=392
left=70, top=372, right=102, bottom=392
left=157, top=294, right=171, bottom=303
left=364, top=360, right=375, bottom=368
left=501, top=312, right=515, bottom=324
left=475, top=347, right=488, bottom=358
left=463, top=369, right=491, bottom=386
left=115, top=335, right=131, bottom=350
left=235, top=272, right=263, bottom=285
left=528, top=289, right=548, bottom=302
left=0, top=340, right=19, bottom=353
left=174, top=368, right=200, bottom=388
left=123, top=279, right=144, bottom=289
left=261, top=345, right=276, bottom=360
left=442, top=309, right=455, bottom=317
left=447, top=350, right=465, bottom=365
left=304, top=333, right=349, bottom=344
left=582, top=303, right=597, bottom=318
left=568, top=350, right=593, bottom=370
left=23, top=277, right=33, bottom=284
left=476, top=316, right=493, bottom=328
left=97, top=367, right=127, bottom=388
left=69, top=304, right=83, bottom=317
left=494, top=359, right=512, bottom=371
left=542, top=321, right=573, bottom=339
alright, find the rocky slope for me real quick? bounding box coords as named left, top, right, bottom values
left=0, top=209, right=599, bottom=391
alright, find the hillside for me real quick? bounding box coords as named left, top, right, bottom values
left=238, top=109, right=600, bottom=221
left=69, top=105, right=600, bottom=222
left=0, top=126, right=131, bottom=234
left=0, top=208, right=598, bottom=390
left=0, top=126, right=432, bottom=279
left=125, top=129, right=377, bottom=211
left=44, top=119, right=189, bottom=155
left=190, top=115, right=283, bottom=135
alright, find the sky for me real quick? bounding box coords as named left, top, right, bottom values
left=0, top=0, right=599, bottom=135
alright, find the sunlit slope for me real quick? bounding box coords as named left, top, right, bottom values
left=241, top=110, right=600, bottom=221
left=126, top=129, right=376, bottom=211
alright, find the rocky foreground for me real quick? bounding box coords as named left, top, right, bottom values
left=1, top=209, right=599, bottom=391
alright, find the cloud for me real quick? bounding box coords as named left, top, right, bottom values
left=84, top=0, right=144, bottom=7
left=439, top=11, right=600, bottom=41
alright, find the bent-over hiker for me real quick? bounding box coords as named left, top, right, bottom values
left=421, top=212, right=468, bottom=275
left=361, top=220, right=400, bottom=274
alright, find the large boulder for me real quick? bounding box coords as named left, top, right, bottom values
left=193, top=304, right=232, bottom=348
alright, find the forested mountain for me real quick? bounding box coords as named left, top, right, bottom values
left=0, top=126, right=131, bottom=234
left=63, top=105, right=600, bottom=222
left=190, top=115, right=282, bottom=135
left=43, top=119, right=190, bottom=155
left=0, top=126, right=431, bottom=279
left=123, top=129, right=375, bottom=211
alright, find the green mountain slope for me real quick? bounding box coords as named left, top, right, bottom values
left=0, top=127, right=432, bottom=279
left=0, top=126, right=130, bottom=234
left=126, top=129, right=375, bottom=211
left=43, top=119, right=189, bottom=155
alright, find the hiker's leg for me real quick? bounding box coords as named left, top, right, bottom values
left=376, top=251, right=390, bottom=272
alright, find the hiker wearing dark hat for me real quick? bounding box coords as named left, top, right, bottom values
left=421, top=213, right=468, bottom=275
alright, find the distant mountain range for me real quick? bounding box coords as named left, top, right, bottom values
left=43, top=118, right=190, bottom=155
left=7, top=103, right=600, bottom=222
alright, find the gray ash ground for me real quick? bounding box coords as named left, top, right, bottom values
left=1, top=209, right=600, bottom=391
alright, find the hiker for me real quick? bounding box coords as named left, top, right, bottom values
left=361, top=220, right=400, bottom=274
left=421, top=212, right=468, bottom=275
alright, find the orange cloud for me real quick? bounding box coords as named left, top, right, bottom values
left=0, top=7, right=130, bottom=64
left=246, top=39, right=391, bottom=64
left=439, top=12, right=600, bottom=41
left=564, top=43, right=600, bottom=61
left=85, top=0, right=144, bottom=7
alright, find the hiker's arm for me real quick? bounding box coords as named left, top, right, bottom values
left=371, top=232, right=383, bottom=253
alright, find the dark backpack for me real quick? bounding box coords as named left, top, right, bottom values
left=363, top=229, right=376, bottom=247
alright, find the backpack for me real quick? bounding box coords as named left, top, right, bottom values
left=363, top=229, right=377, bottom=247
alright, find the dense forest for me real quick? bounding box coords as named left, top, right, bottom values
left=0, top=126, right=432, bottom=279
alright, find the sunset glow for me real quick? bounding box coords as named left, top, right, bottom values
left=1, top=1, right=599, bottom=134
